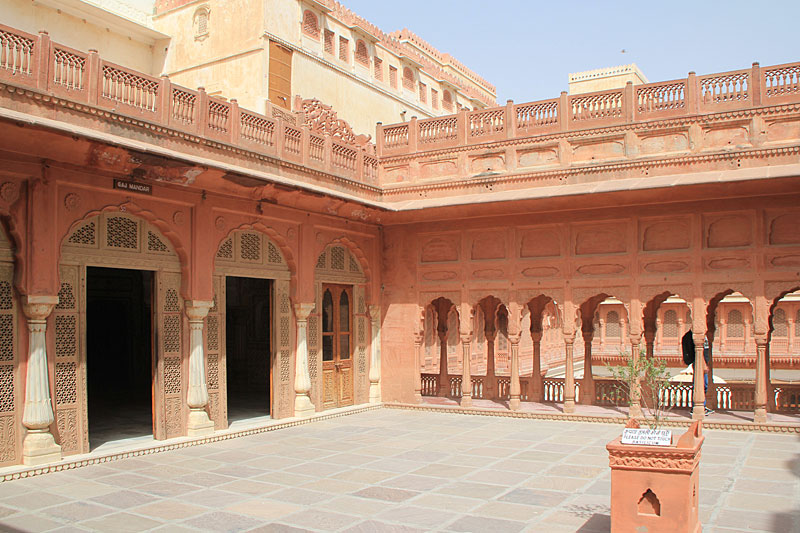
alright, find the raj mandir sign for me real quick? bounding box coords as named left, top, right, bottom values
left=621, top=428, right=672, bottom=446
left=114, top=179, right=152, bottom=194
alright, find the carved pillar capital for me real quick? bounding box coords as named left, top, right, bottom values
left=22, top=295, right=58, bottom=323
left=294, top=302, right=315, bottom=322
left=185, top=300, right=213, bottom=323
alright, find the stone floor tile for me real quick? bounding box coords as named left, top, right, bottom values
left=511, top=450, right=568, bottom=463
left=174, top=471, right=238, bottom=488
left=252, top=472, right=315, bottom=487
left=283, top=461, right=349, bottom=478
left=544, top=464, right=607, bottom=479
left=464, top=468, right=530, bottom=486
left=223, top=499, right=301, bottom=520
left=175, top=488, right=245, bottom=508
left=341, top=519, right=427, bottom=533
left=280, top=508, right=360, bottom=531
left=217, top=479, right=284, bottom=496
left=0, top=513, right=64, bottom=531
left=471, top=500, right=546, bottom=521
left=499, top=488, right=570, bottom=507
left=94, top=472, right=157, bottom=489
left=298, top=477, right=364, bottom=495
left=316, top=495, right=395, bottom=517
left=380, top=474, right=447, bottom=491
left=353, top=486, right=419, bottom=502
left=362, top=458, right=427, bottom=474
left=247, top=524, right=314, bottom=533
left=268, top=487, right=333, bottom=505
left=42, top=501, right=114, bottom=522
left=319, top=453, right=378, bottom=467
left=731, top=478, right=796, bottom=495
left=133, top=500, right=208, bottom=520
left=410, top=463, right=475, bottom=478
left=183, top=510, right=266, bottom=533
left=523, top=475, right=591, bottom=492
left=1, top=491, right=72, bottom=511
left=89, top=489, right=157, bottom=509
left=136, top=480, right=201, bottom=498
left=330, top=468, right=396, bottom=484
left=445, top=514, right=526, bottom=533
left=491, top=459, right=551, bottom=474
left=376, top=504, right=458, bottom=528
left=44, top=480, right=119, bottom=500
left=725, top=492, right=798, bottom=513
left=135, top=464, right=196, bottom=479
left=48, top=526, right=93, bottom=532
left=715, top=508, right=798, bottom=532
left=78, top=511, right=163, bottom=532
left=435, top=481, right=509, bottom=500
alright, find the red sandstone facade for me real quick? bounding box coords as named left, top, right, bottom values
left=0, top=24, right=798, bottom=468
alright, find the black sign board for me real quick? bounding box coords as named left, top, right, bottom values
left=114, top=179, right=152, bottom=195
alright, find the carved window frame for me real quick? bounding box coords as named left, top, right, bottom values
left=194, top=6, right=211, bottom=41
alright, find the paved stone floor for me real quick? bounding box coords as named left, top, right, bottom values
left=0, top=408, right=797, bottom=532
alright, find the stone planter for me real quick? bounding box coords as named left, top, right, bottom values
left=606, top=421, right=704, bottom=533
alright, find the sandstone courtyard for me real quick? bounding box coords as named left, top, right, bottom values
left=0, top=408, right=796, bottom=532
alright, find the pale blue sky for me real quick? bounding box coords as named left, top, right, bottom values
left=342, top=0, right=800, bottom=103
left=127, top=0, right=799, bottom=104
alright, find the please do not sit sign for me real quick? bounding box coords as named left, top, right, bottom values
left=621, top=428, right=672, bottom=446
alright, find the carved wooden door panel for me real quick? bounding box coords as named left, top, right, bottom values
left=205, top=275, right=227, bottom=430
left=53, top=264, right=88, bottom=455
left=268, top=40, right=292, bottom=109
left=154, top=271, right=184, bottom=440
left=321, top=284, right=353, bottom=409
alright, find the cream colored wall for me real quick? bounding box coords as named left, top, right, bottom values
left=5, top=0, right=164, bottom=75
left=264, top=0, right=299, bottom=43
left=154, top=0, right=266, bottom=110
left=569, top=73, right=646, bottom=95
left=292, top=52, right=417, bottom=135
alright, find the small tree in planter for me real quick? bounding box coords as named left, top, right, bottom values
left=606, top=349, right=673, bottom=428
left=605, top=350, right=705, bottom=533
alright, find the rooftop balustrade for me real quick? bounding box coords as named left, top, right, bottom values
left=0, top=25, right=379, bottom=187
left=377, top=61, right=800, bottom=157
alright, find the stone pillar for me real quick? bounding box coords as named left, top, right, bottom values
left=644, top=329, right=655, bottom=359
left=293, top=303, right=316, bottom=418
left=564, top=333, right=576, bottom=413
left=186, top=301, right=215, bottom=436
left=629, top=336, right=643, bottom=419
left=437, top=333, right=450, bottom=397
left=484, top=333, right=497, bottom=400
left=580, top=330, right=595, bottom=405
left=413, top=333, right=423, bottom=403
left=21, top=295, right=62, bottom=466
left=599, top=319, right=606, bottom=352
left=692, top=332, right=706, bottom=421
left=531, top=331, right=543, bottom=402
left=509, top=337, right=521, bottom=410
left=754, top=335, right=768, bottom=424
left=460, top=335, right=472, bottom=407
left=706, top=331, right=716, bottom=410
left=788, top=314, right=795, bottom=354
left=368, top=305, right=381, bottom=404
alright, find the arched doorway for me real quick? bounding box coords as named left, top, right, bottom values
left=310, top=244, right=368, bottom=410
left=210, top=229, right=293, bottom=425
left=56, top=212, right=184, bottom=453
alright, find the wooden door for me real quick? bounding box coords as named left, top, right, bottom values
left=269, top=40, right=292, bottom=109
left=321, top=284, right=353, bottom=408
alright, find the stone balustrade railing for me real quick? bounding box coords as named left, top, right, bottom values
left=377, top=61, right=800, bottom=158
left=419, top=373, right=800, bottom=413
left=0, top=25, right=379, bottom=186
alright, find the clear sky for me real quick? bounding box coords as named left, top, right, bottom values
left=340, top=0, right=800, bottom=104
left=124, top=0, right=799, bottom=105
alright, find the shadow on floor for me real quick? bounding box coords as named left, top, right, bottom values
left=577, top=513, right=611, bottom=532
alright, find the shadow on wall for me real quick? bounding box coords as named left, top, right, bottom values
left=770, top=433, right=800, bottom=532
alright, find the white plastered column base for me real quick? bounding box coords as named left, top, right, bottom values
left=186, top=300, right=215, bottom=437
left=22, top=429, right=62, bottom=466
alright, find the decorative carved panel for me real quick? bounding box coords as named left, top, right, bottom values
left=641, top=219, right=690, bottom=251
left=470, top=231, right=506, bottom=260
left=274, top=279, right=294, bottom=419
left=768, top=211, right=800, bottom=245
left=705, top=214, right=752, bottom=248
left=157, top=271, right=184, bottom=439
left=205, top=275, right=227, bottom=429
left=575, top=224, right=627, bottom=255
left=421, top=235, right=459, bottom=263
left=519, top=229, right=560, bottom=258
left=53, top=264, right=86, bottom=455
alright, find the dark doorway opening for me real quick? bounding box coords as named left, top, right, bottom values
left=226, top=276, right=271, bottom=422
left=87, top=267, right=153, bottom=448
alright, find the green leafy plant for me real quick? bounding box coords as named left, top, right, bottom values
left=606, top=350, right=673, bottom=429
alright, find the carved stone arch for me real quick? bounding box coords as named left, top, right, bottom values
left=704, top=287, right=757, bottom=336
left=216, top=222, right=296, bottom=275
left=766, top=284, right=800, bottom=337
left=0, top=211, right=23, bottom=293
left=315, top=237, right=371, bottom=286
left=469, top=290, right=509, bottom=308
left=60, top=202, right=188, bottom=292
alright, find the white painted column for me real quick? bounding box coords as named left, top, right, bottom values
left=368, top=304, right=381, bottom=404
left=21, top=295, right=61, bottom=466
left=293, top=303, right=316, bottom=417
left=460, top=335, right=472, bottom=407
left=186, top=300, right=214, bottom=436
